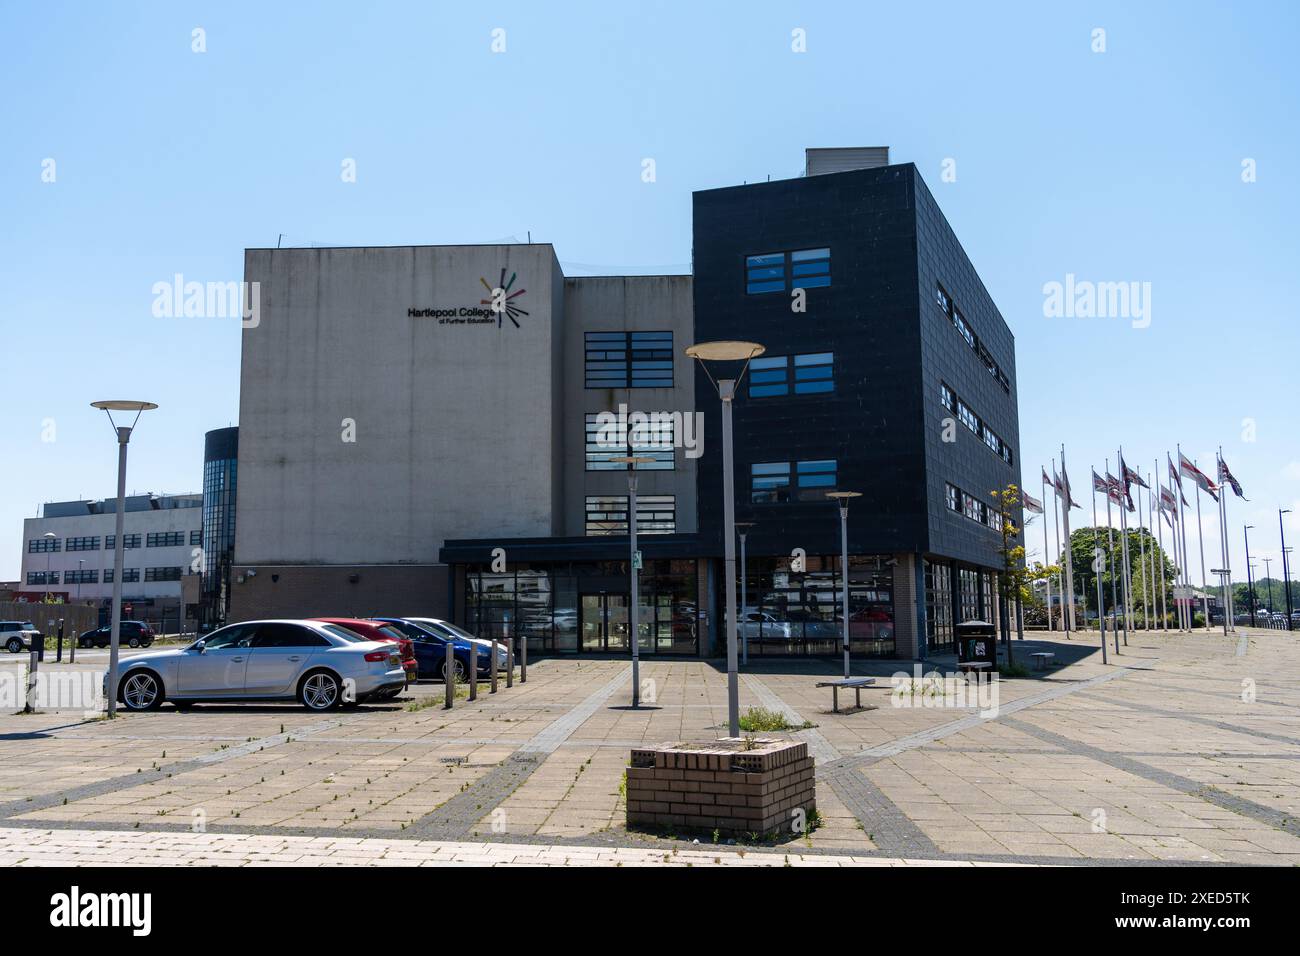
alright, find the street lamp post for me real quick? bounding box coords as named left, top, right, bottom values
left=92, top=400, right=157, bottom=717
left=1262, top=557, right=1274, bottom=613
left=736, top=522, right=754, bottom=667
left=1281, top=510, right=1294, bottom=629
left=611, top=455, right=654, bottom=708
left=1244, top=525, right=1255, bottom=627
left=826, top=492, right=862, bottom=679
left=686, top=340, right=764, bottom=739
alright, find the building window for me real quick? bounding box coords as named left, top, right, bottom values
left=752, top=460, right=839, bottom=503
left=925, top=559, right=954, bottom=653
left=27, top=538, right=60, bottom=553
left=945, top=483, right=959, bottom=513
left=147, top=532, right=185, bottom=548
left=790, top=248, right=831, bottom=289
left=749, top=352, right=835, bottom=397
left=747, top=248, right=831, bottom=294
left=65, top=569, right=98, bottom=584
left=745, top=253, right=785, bottom=294
left=106, top=534, right=142, bottom=550
left=65, top=536, right=100, bottom=552
left=957, top=399, right=979, bottom=434
left=751, top=462, right=792, bottom=503
left=584, top=413, right=674, bottom=471
left=26, top=571, right=59, bottom=585
left=584, top=495, right=676, bottom=535
left=945, top=386, right=1014, bottom=466
left=190, top=530, right=203, bottom=546
left=935, top=283, right=952, bottom=315
left=104, top=568, right=140, bottom=584
left=935, top=282, right=1011, bottom=394
left=940, top=381, right=954, bottom=411
left=584, top=331, right=674, bottom=388
left=144, top=566, right=183, bottom=582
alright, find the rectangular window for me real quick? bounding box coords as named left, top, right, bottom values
left=789, top=248, right=831, bottom=289
left=65, top=536, right=100, bottom=552
left=935, top=283, right=952, bottom=315
left=584, top=495, right=676, bottom=535
left=107, top=534, right=143, bottom=550
left=952, top=308, right=975, bottom=348
left=26, top=571, right=59, bottom=585
left=65, top=569, right=98, bottom=584
left=27, top=538, right=60, bottom=553
left=745, top=252, right=785, bottom=294
left=795, top=459, right=837, bottom=500
left=749, top=352, right=834, bottom=397
left=190, top=530, right=203, bottom=546
left=144, top=566, right=183, bottom=582
left=940, top=381, right=954, bottom=411
left=945, top=483, right=959, bottom=512
left=147, top=532, right=185, bottom=548
left=957, top=400, right=979, bottom=434
left=584, top=413, right=674, bottom=470
left=936, top=282, right=1011, bottom=394
left=104, top=568, right=139, bottom=584
left=751, top=462, right=792, bottom=503
left=584, top=331, right=674, bottom=388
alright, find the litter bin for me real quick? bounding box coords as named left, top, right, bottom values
left=955, top=620, right=997, bottom=668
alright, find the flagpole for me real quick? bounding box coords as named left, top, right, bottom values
left=1117, top=447, right=1133, bottom=645
left=1192, top=458, right=1210, bottom=631
left=1060, top=445, right=1077, bottom=633
left=1105, top=458, right=1122, bottom=650
left=1147, top=475, right=1159, bottom=630
left=1042, top=469, right=1054, bottom=633
left=1137, top=473, right=1150, bottom=631
left=1156, top=461, right=1169, bottom=631
left=1091, top=473, right=1108, bottom=661
left=1175, top=447, right=1192, bottom=631
left=1051, top=458, right=1064, bottom=635
left=1217, top=446, right=1233, bottom=635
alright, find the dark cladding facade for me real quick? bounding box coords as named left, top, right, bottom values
left=234, top=151, right=1020, bottom=660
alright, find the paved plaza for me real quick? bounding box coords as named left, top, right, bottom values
left=1, top=628, right=1298, bottom=866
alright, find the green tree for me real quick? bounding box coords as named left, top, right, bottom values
left=1067, top=524, right=1178, bottom=627
left=989, top=484, right=1029, bottom=664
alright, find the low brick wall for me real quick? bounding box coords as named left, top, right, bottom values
left=626, top=739, right=816, bottom=839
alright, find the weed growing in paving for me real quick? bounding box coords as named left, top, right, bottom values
left=737, top=706, right=815, bottom=733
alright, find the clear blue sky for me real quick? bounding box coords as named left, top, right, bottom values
left=2, top=1, right=1297, bottom=584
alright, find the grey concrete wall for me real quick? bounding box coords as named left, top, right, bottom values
left=560, top=275, right=696, bottom=536
left=236, top=244, right=564, bottom=566
left=227, top=563, right=450, bottom=622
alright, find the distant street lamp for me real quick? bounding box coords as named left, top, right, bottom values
left=1243, top=526, right=1255, bottom=625
left=826, top=491, right=862, bottom=678
left=735, top=522, right=755, bottom=667
left=43, top=532, right=56, bottom=601
left=1262, top=557, right=1274, bottom=613
left=1281, top=510, right=1294, bottom=628
left=685, top=340, right=764, bottom=739
left=611, top=455, right=654, bottom=708
left=92, top=400, right=157, bottom=717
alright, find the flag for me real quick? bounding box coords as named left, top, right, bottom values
left=1179, top=451, right=1218, bottom=495
left=1060, top=465, right=1081, bottom=509
left=1159, top=485, right=1179, bottom=518
left=1023, top=491, right=1043, bottom=514
left=1041, top=466, right=1052, bottom=488
left=1168, top=455, right=1189, bottom=505
left=1092, top=470, right=1109, bottom=493
left=1218, top=456, right=1246, bottom=499
left=1105, top=473, right=1125, bottom=507
left=1121, top=456, right=1148, bottom=489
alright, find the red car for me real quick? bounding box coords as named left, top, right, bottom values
left=311, top=618, right=417, bottom=686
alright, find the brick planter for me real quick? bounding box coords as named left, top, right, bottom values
left=625, top=739, right=815, bottom=839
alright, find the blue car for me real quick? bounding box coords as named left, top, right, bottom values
left=374, top=618, right=505, bottom=682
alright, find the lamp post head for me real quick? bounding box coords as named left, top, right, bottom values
left=685, top=341, right=765, bottom=400
left=92, top=401, right=157, bottom=442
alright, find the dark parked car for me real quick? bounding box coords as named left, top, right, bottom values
left=78, top=621, right=155, bottom=649
left=374, top=617, right=504, bottom=682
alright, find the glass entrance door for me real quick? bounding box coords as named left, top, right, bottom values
left=579, top=592, right=630, bottom=653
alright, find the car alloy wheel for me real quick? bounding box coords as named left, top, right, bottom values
left=301, top=672, right=340, bottom=710
left=128, top=636, right=140, bottom=648
left=5, top=638, right=22, bottom=654
left=122, top=672, right=162, bottom=710
left=441, top=658, right=467, bottom=682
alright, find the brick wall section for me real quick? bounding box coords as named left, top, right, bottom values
left=227, top=564, right=450, bottom=622
left=626, top=740, right=816, bottom=838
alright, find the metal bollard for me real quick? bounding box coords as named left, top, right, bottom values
left=490, top=639, right=499, bottom=694
left=25, top=650, right=38, bottom=713
left=467, top=642, right=478, bottom=701
left=506, top=637, right=514, bottom=689
left=444, top=641, right=454, bottom=709
left=520, top=632, right=527, bottom=683
left=56, top=620, right=64, bottom=663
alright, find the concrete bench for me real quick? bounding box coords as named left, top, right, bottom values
left=1030, top=651, right=1055, bottom=671
left=955, top=661, right=993, bottom=679
left=815, top=676, right=876, bottom=713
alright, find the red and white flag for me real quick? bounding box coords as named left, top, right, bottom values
left=1179, top=452, right=1218, bottom=495
left=1023, top=491, right=1043, bottom=514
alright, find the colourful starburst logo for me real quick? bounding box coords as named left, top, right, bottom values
left=479, top=268, right=528, bottom=329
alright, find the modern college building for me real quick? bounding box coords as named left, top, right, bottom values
left=229, top=148, right=1021, bottom=661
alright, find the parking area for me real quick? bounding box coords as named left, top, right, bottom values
left=2, top=628, right=1299, bottom=866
